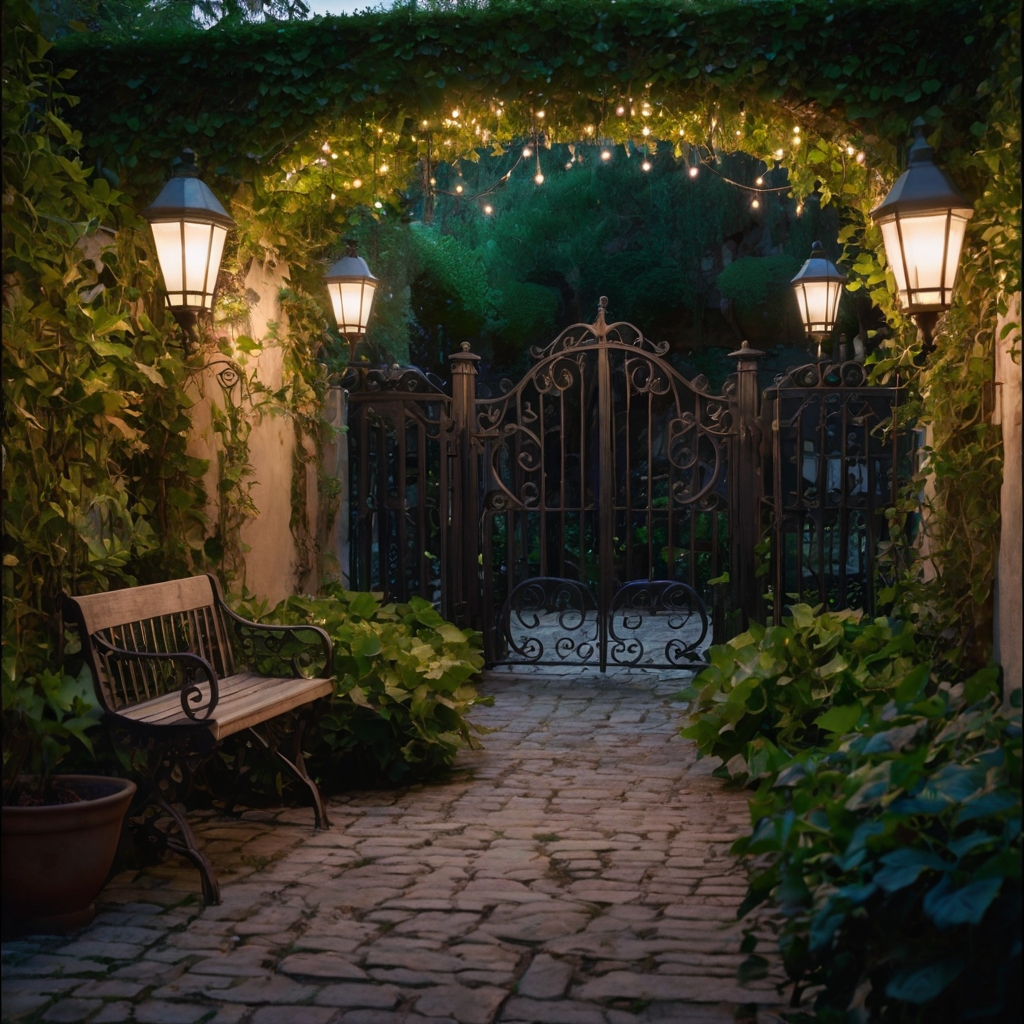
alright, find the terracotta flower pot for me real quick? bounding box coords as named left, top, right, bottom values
left=2, top=774, right=137, bottom=934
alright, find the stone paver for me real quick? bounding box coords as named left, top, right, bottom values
left=2, top=668, right=785, bottom=1023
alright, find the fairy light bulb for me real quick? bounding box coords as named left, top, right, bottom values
left=601, top=149, right=612, bottom=161
left=321, top=142, right=330, bottom=153
left=451, top=109, right=460, bottom=119
left=523, top=146, right=533, bottom=157
left=751, top=198, right=760, bottom=209
left=846, top=145, right=855, bottom=156
left=565, top=161, right=573, bottom=170
left=793, top=126, right=801, bottom=135
left=642, top=160, right=652, bottom=172
left=856, top=152, right=866, bottom=163
left=483, top=204, right=493, bottom=215
left=330, top=192, right=336, bottom=200
left=755, top=176, right=764, bottom=186
left=331, top=153, right=338, bottom=160
left=352, top=178, right=362, bottom=188
left=536, top=110, right=545, bottom=119
left=534, top=172, right=545, bottom=184
left=455, top=184, right=464, bottom=194
left=797, top=203, right=804, bottom=215
left=689, top=166, right=699, bottom=178
left=642, top=126, right=651, bottom=137
left=421, top=120, right=429, bottom=128
left=374, top=201, right=383, bottom=209
left=378, top=163, right=388, bottom=174
left=616, top=105, right=626, bottom=115
left=775, top=148, right=784, bottom=159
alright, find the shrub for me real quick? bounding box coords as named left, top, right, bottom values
left=680, top=606, right=1021, bottom=1022
left=678, top=604, right=922, bottom=781
left=735, top=684, right=1020, bottom=1023
left=233, top=586, right=489, bottom=784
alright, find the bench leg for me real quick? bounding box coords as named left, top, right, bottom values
left=247, top=719, right=330, bottom=830
left=157, top=797, right=221, bottom=906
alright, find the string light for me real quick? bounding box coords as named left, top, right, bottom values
left=751, top=198, right=760, bottom=209
left=565, top=161, right=573, bottom=169
left=352, top=178, right=362, bottom=188
left=483, top=204, right=493, bottom=214
left=455, top=184, right=464, bottom=194
left=374, top=201, right=383, bottom=209
left=793, top=126, right=801, bottom=134
left=330, top=192, right=336, bottom=200
left=331, top=153, right=338, bottom=160
left=523, top=146, right=533, bottom=157
left=451, top=109, right=460, bottom=118
left=601, top=149, right=612, bottom=161
left=378, top=162, right=388, bottom=173
left=856, top=151, right=866, bottom=163
left=642, top=126, right=651, bottom=137
left=536, top=110, right=545, bottom=119
left=775, top=148, right=784, bottom=159
left=689, top=165, right=699, bottom=178
left=534, top=171, right=545, bottom=184
left=846, top=145, right=855, bottom=156
left=616, top=105, right=626, bottom=115
left=755, top=176, right=764, bottom=186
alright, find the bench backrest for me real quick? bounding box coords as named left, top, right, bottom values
left=65, top=575, right=236, bottom=713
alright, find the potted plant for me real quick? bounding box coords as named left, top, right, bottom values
left=2, top=667, right=135, bottom=935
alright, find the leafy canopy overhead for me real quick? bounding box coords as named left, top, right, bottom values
left=59, top=0, right=1008, bottom=195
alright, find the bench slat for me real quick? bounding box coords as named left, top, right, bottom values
left=74, top=576, right=216, bottom=634
left=118, top=672, right=334, bottom=740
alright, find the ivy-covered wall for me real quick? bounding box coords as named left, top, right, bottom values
left=6, top=0, right=1020, bottom=680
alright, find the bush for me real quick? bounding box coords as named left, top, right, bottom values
left=679, top=606, right=1021, bottom=1022
left=678, top=604, right=922, bottom=781
left=233, top=586, right=489, bottom=785
left=736, top=686, right=1020, bottom=1023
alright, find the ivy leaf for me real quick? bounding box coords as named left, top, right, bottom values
left=922, top=876, right=1002, bottom=928
left=886, top=959, right=966, bottom=1003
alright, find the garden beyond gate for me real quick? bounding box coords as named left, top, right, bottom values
left=343, top=300, right=907, bottom=669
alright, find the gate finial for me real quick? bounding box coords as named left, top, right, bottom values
left=595, top=296, right=608, bottom=334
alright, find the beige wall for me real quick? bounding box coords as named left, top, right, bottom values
left=994, top=294, right=1022, bottom=707
left=186, top=259, right=327, bottom=608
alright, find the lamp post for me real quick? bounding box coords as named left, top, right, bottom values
left=871, top=120, right=974, bottom=355
left=791, top=242, right=847, bottom=360
left=325, top=240, right=378, bottom=363
left=143, top=149, right=235, bottom=345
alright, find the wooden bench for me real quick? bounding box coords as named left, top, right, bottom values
left=63, top=574, right=334, bottom=905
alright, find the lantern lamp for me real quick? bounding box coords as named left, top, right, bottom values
left=870, top=120, right=974, bottom=354
left=143, top=149, right=235, bottom=337
left=325, top=241, right=378, bottom=361
left=791, top=242, right=847, bottom=359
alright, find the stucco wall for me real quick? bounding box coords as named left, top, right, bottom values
left=186, top=259, right=321, bottom=608
left=994, top=294, right=1022, bottom=707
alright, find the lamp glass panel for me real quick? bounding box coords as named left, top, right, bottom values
left=329, top=278, right=377, bottom=335
left=882, top=211, right=969, bottom=310
left=203, top=225, right=228, bottom=309
left=151, top=221, right=185, bottom=299
left=795, top=279, right=842, bottom=334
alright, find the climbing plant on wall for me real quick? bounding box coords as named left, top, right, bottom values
left=10, top=0, right=1020, bottom=669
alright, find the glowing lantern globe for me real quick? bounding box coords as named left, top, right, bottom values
left=143, top=149, right=234, bottom=321
left=325, top=241, right=378, bottom=358
left=871, top=121, right=973, bottom=352
left=791, top=242, right=847, bottom=357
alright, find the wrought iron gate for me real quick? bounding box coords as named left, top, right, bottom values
left=344, top=300, right=908, bottom=668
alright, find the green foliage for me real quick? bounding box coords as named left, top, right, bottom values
left=735, top=687, right=1020, bottom=1022
left=2, top=666, right=101, bottom=802
left=2, top=0, right=208, bottom=689
left=681, top=606, right=1021, bottom=1021
left=236, top=586, right=489, bottom=781
left=679, top=605, right=923, bottom=779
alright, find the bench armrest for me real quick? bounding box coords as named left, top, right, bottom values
left=92, top=636, right=220, bottom=721
left=217, top=602, right=334, bottom=680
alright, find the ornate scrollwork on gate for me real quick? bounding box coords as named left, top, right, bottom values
left=607, top=581, right=709, bottom=667
left=501, top=577, right=600, bottom=664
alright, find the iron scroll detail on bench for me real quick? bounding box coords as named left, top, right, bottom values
left=62, top=574, right=334, bottom=906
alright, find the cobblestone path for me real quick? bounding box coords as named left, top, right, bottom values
left=3, top=669, right=785, bottom=1024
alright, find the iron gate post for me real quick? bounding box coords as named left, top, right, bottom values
left=595, top=298, right=614, bottom=672
left=728, top=341, right=765, bottom=630
left=448, top=343, right=481, bottom=630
